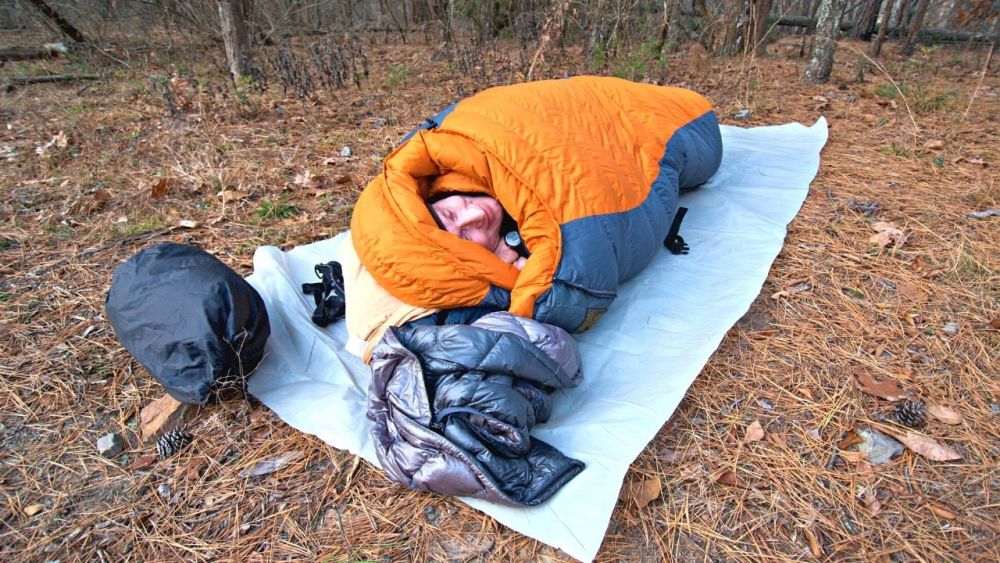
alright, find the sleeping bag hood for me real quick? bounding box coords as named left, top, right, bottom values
left=351, top=76, right=722, bottom=332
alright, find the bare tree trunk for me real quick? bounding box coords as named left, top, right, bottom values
left=897, top=0, right=912, bottom=36
left=25, top=0, right=87, bottom=43
left=749, top=0, right=774, bottom=54
left=799, top=0, right=820, bottom=58
left=217, top=0, right=253, bottom=82
left=870, top=0, right=894, bottom=57
left=804, top=0, right=847, bottom=84
left=655, top=0, right=673, bottom=53
left=850, top=0, right=881, bottom=40
left=717, top=0, right=748, bottom=56
left=901, top=0, right=929, bottom=55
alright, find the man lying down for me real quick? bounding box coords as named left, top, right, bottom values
left=342, top=76, right=722, bottom=506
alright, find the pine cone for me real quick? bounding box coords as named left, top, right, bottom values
left=893, top=400, right=926, bottom=427
left=156, top=429, right=194, bottom=460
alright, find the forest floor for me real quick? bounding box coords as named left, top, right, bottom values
left=0, top=28, right=997, bottom=562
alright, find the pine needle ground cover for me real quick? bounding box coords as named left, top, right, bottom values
left=1, top=30, right=997, bottom=561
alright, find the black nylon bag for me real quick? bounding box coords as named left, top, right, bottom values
left=105, top=243, right=270, bottom=404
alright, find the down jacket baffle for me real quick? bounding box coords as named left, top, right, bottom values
left=368, top=311, right=584, bottom=506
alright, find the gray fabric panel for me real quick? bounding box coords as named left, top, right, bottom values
left=532, top=110, right=722, bottom=331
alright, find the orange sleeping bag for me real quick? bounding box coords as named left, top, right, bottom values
left=351, top=76, right=722, bottom=331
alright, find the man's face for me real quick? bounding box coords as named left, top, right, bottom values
left=430, top=194, right=503, bottom=251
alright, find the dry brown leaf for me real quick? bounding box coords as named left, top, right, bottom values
left=660, top=449, right=683, bottom=463
left=926, top=404, right=963, bottom=425
left=853, top=370, right=910, bottom=401
left=788, top=280, right=811, bottom=293
left=150, top=177, right=176, bottom=200
left=745, top=420, right=765, bottom=443
left=93, top=188, right=111, bottom=205
left=869, top=221, right=907, bottom=249
left=838, top=450, right=868, bottom=463
left=863, top=489, right=882, bottom=515
left=895, top=280, right=927, bottom=303
left=218, top=189, right=243, bottom=202
left=293, top=170, right=324, bottom=189
left=922, top=139, right=944, bottom=150
left=893, top=369, right=915, bottom=381
left=989, top=318, right=1000, bottom=330
left=856, top=460, right=874, bottom=475
left=895, top=432, right=963, bottom=461
left=714, top=469, right=744, bottom=487
left=676, top=462, right=704, bottom=481
left=239, top=451, right=305, bottom=478
left=131, top=454, right=157, bottom=470
left=838, top=429, right=864, bottom=449
left=924, top=502, right=958, bottom=520
left=804, top=527, right=823, bottom=557
left=797, top=387, right=815, bottom=400
left=626, top=477, right=662, bottom=509
left=765, top=432, right=787, bottom=447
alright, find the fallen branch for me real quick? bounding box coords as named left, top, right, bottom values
left=771, top=16, right=999, bottom=44
left=0, top=43, right=68, bottom=61
left=1, top=73, right=98, bottom=93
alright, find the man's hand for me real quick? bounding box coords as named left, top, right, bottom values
left=492, top=239, right=526, bottom=270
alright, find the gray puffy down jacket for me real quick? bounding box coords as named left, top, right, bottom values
left=368, top=311, right=584, bottom=506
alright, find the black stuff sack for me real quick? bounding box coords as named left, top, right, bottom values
left=105, top=243, right=270, bottom=405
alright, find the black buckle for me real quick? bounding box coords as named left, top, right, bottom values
left=663, top=207, right=690, bottom=255
left=301, top=261, right=345, bottom=327
left=665, top=235, right=689, bottom=255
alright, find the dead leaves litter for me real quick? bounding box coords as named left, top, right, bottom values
left=218, top=189, right=244, bottom=203
left=895, top=280, right=927, bottom=303
left=713, top=469, right=745, bottom=487
left=853, top=370, right=911, bottom=401
left=293, top=170, right=324, bottom=189
left=625, top=477, right=662, bottom=509
left=149, top=177, right=178, bottom=200
left=893, top=432, right=963, bottom=461
left=869, top=221, right=907, bottom=249
left=130, top=454, right=158, bottom=470
left=744, top=420, right=765, bottom=443
left=804, top=527, right=823, bottom=557
left=837, top=429, right=864, bottom=449
left=925, top=404, right=963, bottom=425
left=238, top=451, right=305, bottom=478
left=924, top=502, right=959, bottom=520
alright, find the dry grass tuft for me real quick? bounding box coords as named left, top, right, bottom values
left=1, top=28, right=997, bottom=562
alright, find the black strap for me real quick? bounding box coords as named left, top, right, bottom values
left=664, top=206, right=690, bottom=255
left=301, top=261, right=346, bottom=327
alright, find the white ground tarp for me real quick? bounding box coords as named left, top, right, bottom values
left=247, top=118, right=829, bottom=561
